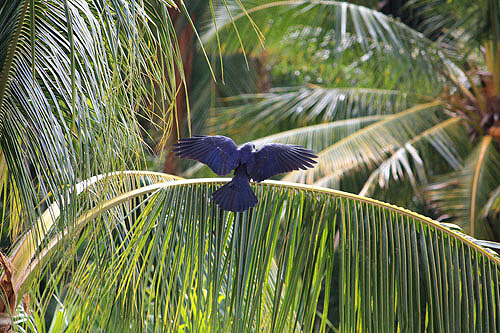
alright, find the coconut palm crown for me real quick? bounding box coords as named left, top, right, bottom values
left=195, top=0, right=500, bottom=240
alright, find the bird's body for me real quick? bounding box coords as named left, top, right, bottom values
left=174, top=135, right=317, bottom=212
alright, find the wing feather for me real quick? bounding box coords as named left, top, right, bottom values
left=173, top=135, right=239, bottom=176
left=247, top=144, right=317, bottom=182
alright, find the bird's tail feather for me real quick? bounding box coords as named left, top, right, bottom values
left=212, top=179, right=258, bottom=212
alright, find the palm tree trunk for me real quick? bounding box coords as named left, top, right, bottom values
left=164, top=6, right=195, bottom=174
left=0, top=253, right=15, bottom=332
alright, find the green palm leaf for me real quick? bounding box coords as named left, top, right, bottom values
left=252, top=115, right=386, bottom=149
left=283, top=100, right=445, bottom=186
left=202, top=0, right=462, bottom=84
left=339, top=191, right=500, bottom=332
left=214, top=86, right=420, bottom=139
left=359, top=117, right=470, bottom=196
left=426, top=136, right=500, bottom=239
left=11, top=171, right=182, bottom=293
left=408, top=0, right=500, bottom=53
left=0, top=0, right=183, bottom=237
left=11, top=176, right=500, bottom=331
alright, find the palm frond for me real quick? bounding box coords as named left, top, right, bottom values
left=0, top=0, right=181, bottom=237
left=13, top=177, right=500, bottom=331
left=484, top=185, right=500, bottom=220
left=425, top=136, right=500, bottom=239
left=283, top=101, right=445, bottom=186
left=252, top=115, right=386, bottom=149
left=202, top=0, right=462, bottom=83
left=214, top=86, right=420, bottom=140
left=408, top=0, right=500, bottom=52
left=339, top=189, right=500, bottom=332
left=9, top=171, right=181, bottom=295
left=359, top=117, right=470, bottom=197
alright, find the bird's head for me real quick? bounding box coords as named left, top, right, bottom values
left=239, top=142, right=255, bottom=162
left=240, top=142, right=255, bottom=152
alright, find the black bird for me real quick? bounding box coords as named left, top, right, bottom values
left=174, top=135, right=317, bottom=212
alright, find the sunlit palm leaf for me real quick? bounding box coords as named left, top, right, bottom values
left=284, top=100, right=445, bottom=186
left=359, top=117, right=470, bottom=196
left=340, top=191, right=500, bottom=332
left=14, top=177, right=500, bottom=331
left=202, top=0, right=462, bottom=83
left=215, top=86, right=420, bottom=139
left=9, top=171, right=181, bottom=298
left=253, top=115, right=386, bottom=149
left=0, top=0, right=182, bottom=238
left=425, top=136, right=500, bottom=239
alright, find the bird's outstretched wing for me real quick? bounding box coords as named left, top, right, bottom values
left=247, top=144, right=317, bottom=182
left=173, top=135, right=239, bottom=176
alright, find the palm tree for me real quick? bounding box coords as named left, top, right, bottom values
left=195, top=0, right=500, bottom=240
left=1, top=0, right=500, bottom=331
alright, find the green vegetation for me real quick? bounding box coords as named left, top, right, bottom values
left=196, top=0, right=500, bottom=240
left=0, top=0, right=499, bottom=331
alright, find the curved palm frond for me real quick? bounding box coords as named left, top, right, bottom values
left=201, top=0, right=463, bottom=83
left=252, top=115, right=386, bottom=149
left=11, top=177, right=500, bottom=331
left=484, top=185, right=500, bottom=220
left=408, top=0, right=500, bottom=53
left=214, top=86, right=420, bottom=139
left=0, top=0, right=183, bottom=237
left=425, top=136, right=500, bottom=239
left=283, top=101, right=445, bottom=185
left=358, top=117, right=470, bottom=196
left=9, top=171, right=181, bottom=294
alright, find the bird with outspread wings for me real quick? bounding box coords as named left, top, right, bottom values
left=174, top=135, right=317, bottom=212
